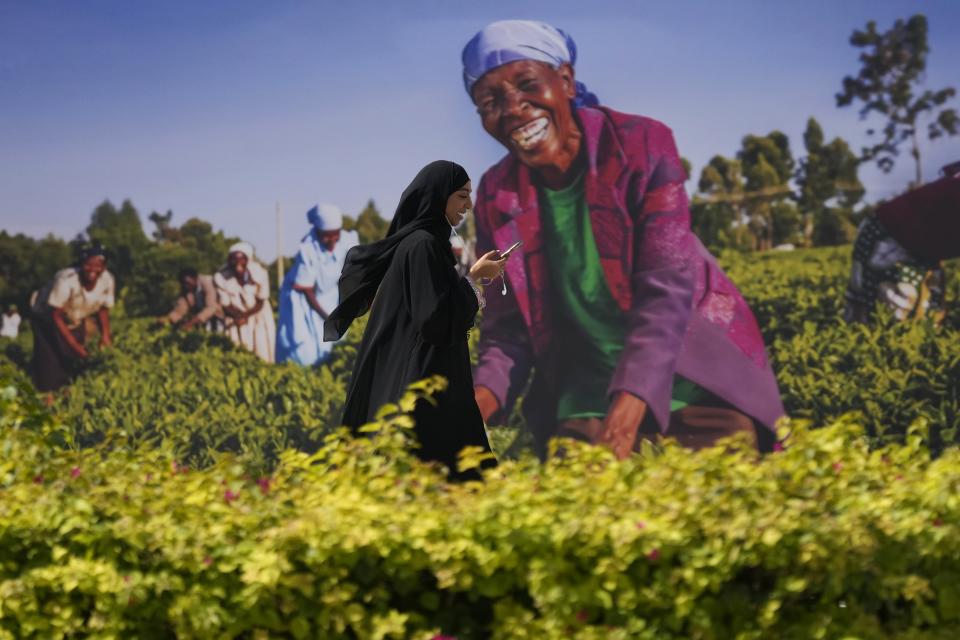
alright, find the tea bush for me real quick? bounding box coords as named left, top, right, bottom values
left=53, top=319, right=361, bottom=474
left=774, top=315, right=960, bottom=452
left=1, top=246, right=959, bottom=637
left=720, top=247, right=849, bottom=344
left=3, top=246, right=956, bottom=466
left=719, top=247, right=960, bottom=448
left=3, top=379, right=960, bottom=639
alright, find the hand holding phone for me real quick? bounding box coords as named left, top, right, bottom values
left=470, top=245, right=516, bottom=282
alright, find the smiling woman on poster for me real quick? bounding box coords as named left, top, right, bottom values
left=462, top=20, right=785, bottom=458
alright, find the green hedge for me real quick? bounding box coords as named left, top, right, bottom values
left=1, top=246, right=959, bottom=637
left=2, top=245, right=955, bottom=468
left=720, top=247, right=960, bottom=448
left=774, top=315, right=960, bottom=452
left=3, top=379, right=960, bottom=639
left=51, top=320, right=365, bottom=475
left=720, top=246, right=850, bottom=344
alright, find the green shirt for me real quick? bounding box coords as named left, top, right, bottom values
left=538, top=172, right=709, bottom=420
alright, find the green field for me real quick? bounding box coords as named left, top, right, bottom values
left=1, top=246, right=959, bottom=639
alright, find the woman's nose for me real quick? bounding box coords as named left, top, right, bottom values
left=501, top=87, right=528, bottom=115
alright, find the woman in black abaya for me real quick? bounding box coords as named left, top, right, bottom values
left=324, top=160, right=507, bottom=477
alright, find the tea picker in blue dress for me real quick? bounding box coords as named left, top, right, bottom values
left=277, top=204, right=359, bottom=365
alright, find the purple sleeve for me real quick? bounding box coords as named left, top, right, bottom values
left=607, top=123, right=697, bottom=432
left=471, top=176, right=534, bottom=422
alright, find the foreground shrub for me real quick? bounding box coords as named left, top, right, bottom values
left=3, top=378, right=960, bottom=639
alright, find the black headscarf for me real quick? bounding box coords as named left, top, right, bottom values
left=76, top=241, right=107, bottom=265
left=324, top=160, right=470, bottom=341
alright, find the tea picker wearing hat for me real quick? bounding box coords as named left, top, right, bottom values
left=277, top=204, right=359, bottom=365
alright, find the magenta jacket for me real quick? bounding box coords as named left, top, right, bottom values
left=472, top=106, right=784, bottom=447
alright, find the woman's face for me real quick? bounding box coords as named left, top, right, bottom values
left=79, top=255, right=106, bottom=287
left=317, top=229, right=341, bottom=252
left=228, top=251, right=249, bottom=276
left=179, top=274, right=198, bottom=294
left=445, top=181, right=473, bottom=227
left=471, top=60, right=579, bottom=171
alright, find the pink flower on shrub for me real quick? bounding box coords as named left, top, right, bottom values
left=33, top=474, right=44, bottom=485
left=224, top=489, right=239, bottom=504
left=257, top=478, right=271, bottom=495
left=773, top=442, right=785, bottom=453
left=895, top=475, right=904, bottom=481
left=832, top=462, right=843, bottom=473
left=576, top=610, right=589, bottom=623
left=647, top=549, right=661, bottom=561
left=203, top=556, right=213, bottom=566
left=431, top=635, right=457, bottom=640
left=933, top=518, right=944, bottom=528
left=636, top=521, right=646, bottom=530
left=70, top=467, right=81, bottom=479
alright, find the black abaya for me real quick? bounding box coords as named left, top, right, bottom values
left=340, top=231, right=493, bottom=475
left=329, top=161, right=494, bottom=478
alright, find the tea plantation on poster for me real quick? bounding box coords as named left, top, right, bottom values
left=1, top=246, right=959, bottom=638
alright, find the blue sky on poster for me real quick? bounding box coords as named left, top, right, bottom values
left=1, top=0, right=958, bottom=260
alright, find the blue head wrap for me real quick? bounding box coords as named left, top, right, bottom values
left=462, top=20, right=599, bottom=108
left=306, top=203, right=344, bottom=231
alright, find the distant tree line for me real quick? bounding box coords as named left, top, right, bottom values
left=689, top=13, right=955, bottom=253
left=0, top=199, right=390, bottom=318
left=689, top=117, right=865, bottom=252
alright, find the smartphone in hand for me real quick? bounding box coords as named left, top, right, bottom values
left=498, top=241, right=523, bottom=259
